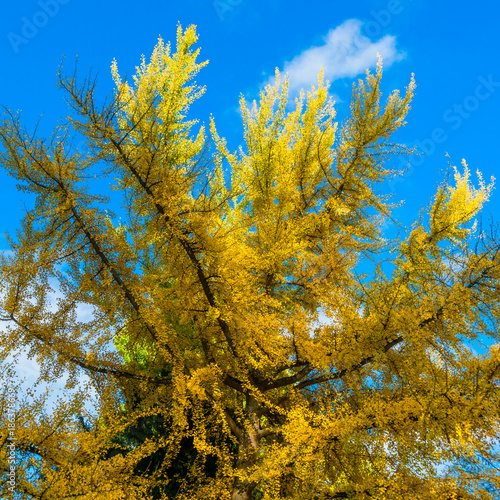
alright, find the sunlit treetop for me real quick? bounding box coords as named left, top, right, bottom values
left=0, top=24, right=499, bottom=500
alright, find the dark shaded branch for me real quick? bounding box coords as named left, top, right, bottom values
left=261, top=364, right=313, bottom=392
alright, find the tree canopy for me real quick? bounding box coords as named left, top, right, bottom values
left=1, top=24, right=499, bottom=500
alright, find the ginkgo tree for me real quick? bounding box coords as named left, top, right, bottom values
left=1, top=23, right=500, bottom=500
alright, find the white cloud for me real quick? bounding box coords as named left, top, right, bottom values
left=268, top=19, right=405, bottom=97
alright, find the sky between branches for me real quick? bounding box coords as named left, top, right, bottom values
left=0, top=0, right=499, bottom=413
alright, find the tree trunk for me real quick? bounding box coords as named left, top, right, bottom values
left=231, top=395, right=261, bottom=500
left=231, top=438, right=258, bottom=500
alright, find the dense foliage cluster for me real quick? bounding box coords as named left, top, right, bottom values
left=1, top=25, right=499, bottom=499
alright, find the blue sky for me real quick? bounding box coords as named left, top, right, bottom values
left=0, top=0, right=499, bottom=408
left=0, top=0, right=499, bottom=242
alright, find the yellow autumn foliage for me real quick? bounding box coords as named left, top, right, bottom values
left=0, top=23, right=499, bottom=500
